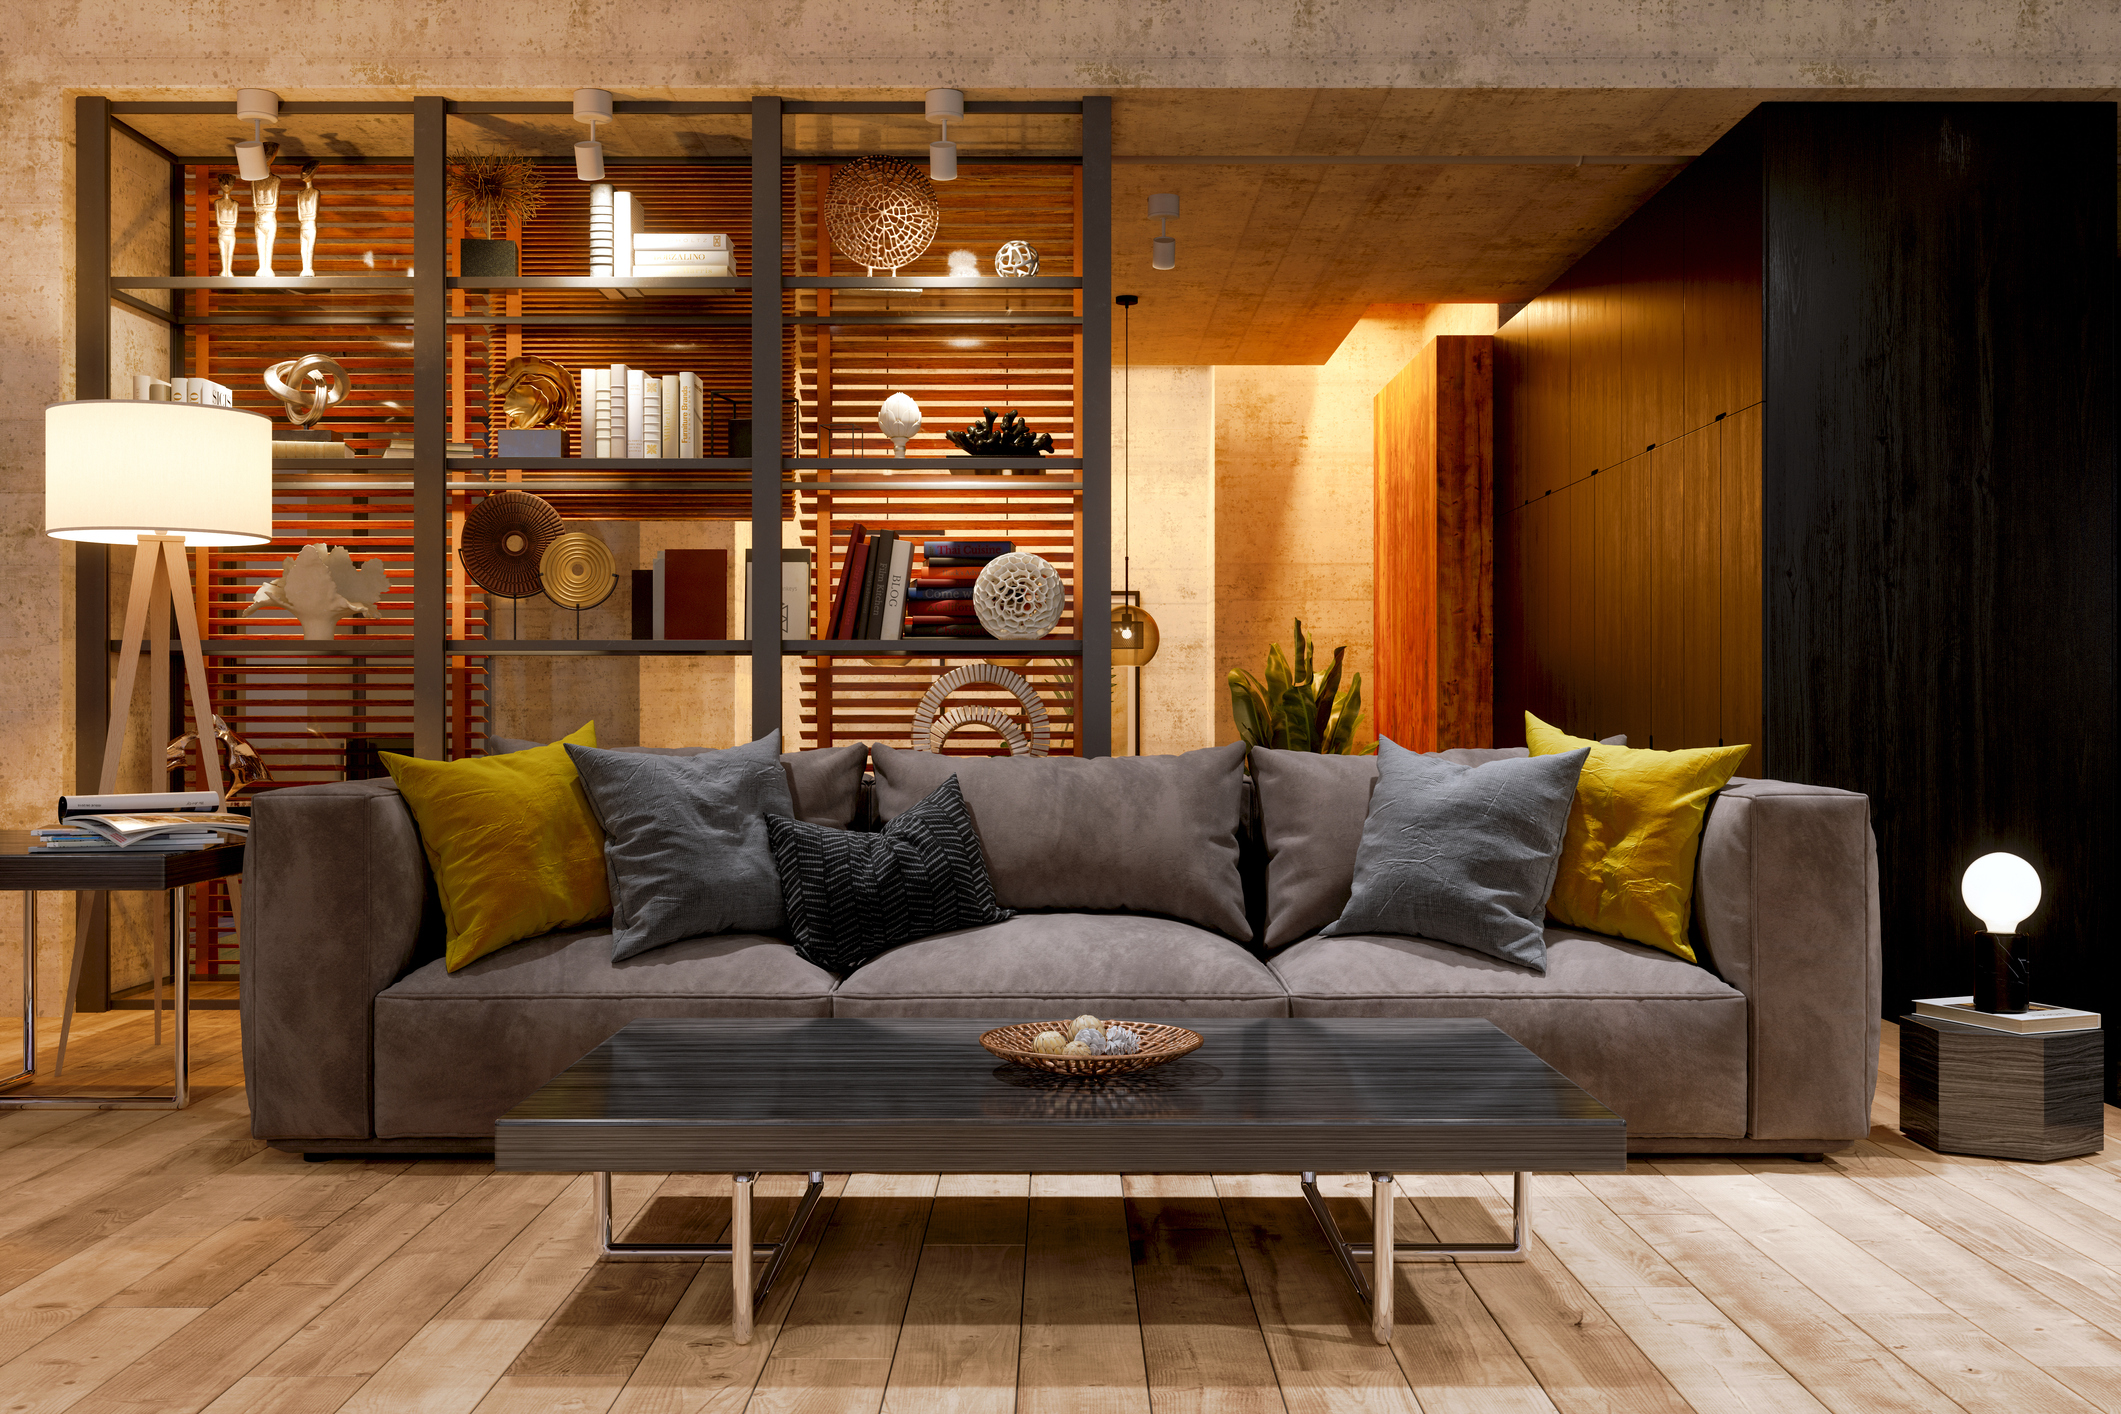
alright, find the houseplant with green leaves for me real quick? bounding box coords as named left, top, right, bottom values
left=1228, top=619, right=1373, bottom=754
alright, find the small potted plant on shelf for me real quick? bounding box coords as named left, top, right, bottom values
left=447, top=154, right=546, bottom=277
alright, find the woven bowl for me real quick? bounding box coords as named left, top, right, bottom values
left=980, top=1021, right=1203, bottom=1077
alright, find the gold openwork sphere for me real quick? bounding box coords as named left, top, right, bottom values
left=824, top=156, right=941, bottom=275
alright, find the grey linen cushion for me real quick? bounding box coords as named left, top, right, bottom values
left=1318, top=737, right=1590, bottom=972
left=566, top=730, right=793, bottom=962
left=1254, top=735, right=1625, bottom=949
left=868, top=741, right=1250, bottom=939
left=494, top=728, right=866, bottom=828
left=767, top=775, right=1011, bottom=974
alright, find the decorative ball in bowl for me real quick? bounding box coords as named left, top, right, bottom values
left=980, top=1016, right=1203, bottom=1076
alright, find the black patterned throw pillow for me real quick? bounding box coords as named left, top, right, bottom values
left=766, top=774, right=1011, bottom=973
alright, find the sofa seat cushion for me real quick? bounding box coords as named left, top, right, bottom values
left=1269, top=928, right=1747, bottom=1138
left=832, top=913, right=1288, bottom=1018
left=373, top=927, right=835, bottom=1137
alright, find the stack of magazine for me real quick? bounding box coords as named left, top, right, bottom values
left=32, top=790, right=250, bottom=853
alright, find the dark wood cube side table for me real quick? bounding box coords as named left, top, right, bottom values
left=1900, top=1013, right=2104, bottom=1162
left=0, top=830, right=245, bottom=1109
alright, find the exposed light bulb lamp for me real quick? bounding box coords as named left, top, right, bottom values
left=1962, top=851, right=2041, bottom=1014
left=1149, top=192, right=1179, bottom=270
left=574, top=88, right=613, bottom=181
left=926, top=88, right=963, bottom=181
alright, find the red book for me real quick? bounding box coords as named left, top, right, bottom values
left=828, top=525, right=868, bottom=639
left=915, top=599, right=981, bottom=617
left=656, top=549, right=727, bottom=639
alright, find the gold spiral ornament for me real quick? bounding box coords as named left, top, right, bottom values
left=539, top=531, right=616, bottom=609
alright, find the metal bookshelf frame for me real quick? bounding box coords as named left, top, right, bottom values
left=74, top=93, right=1114, bottom=772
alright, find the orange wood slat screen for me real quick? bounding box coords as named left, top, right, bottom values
left=1374, top=334, right=1494, bottom=751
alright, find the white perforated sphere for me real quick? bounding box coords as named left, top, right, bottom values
left=972, top=552, right=1065, bottom=639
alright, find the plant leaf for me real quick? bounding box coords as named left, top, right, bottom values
left=1277, top=683, right=1315, bottom=752
left=1325, top=672, right=1367, bottom=754
left=1312, top=646, right=1346, bottom=750
left=1227, top=670, right=1270, bottom=747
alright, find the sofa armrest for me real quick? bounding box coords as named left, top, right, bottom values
left=240, top=778, right=435, bottom=1141
left=1693, top=778, right=1882, bottom=1143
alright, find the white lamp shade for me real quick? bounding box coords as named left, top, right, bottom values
left=234, top=140, right=272, bottom=181
left=930, top=140, right=958, bottom=181
left=575, top=140, right=606, bottom=181
left=1152, top=235, right=1176, bottom=270
left=45, top=400, right=274, bottom=547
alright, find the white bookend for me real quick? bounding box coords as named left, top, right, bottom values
left=642, top=376, right=662, bottom=458
left=169, top=376, right=190, bottom=404
left=678, top=372, right=701, bottom=458
left=626, top=368, right=645, bottom=459
left=588, top=183, right=614, bottom=276
left=608, top=365, right=627, bottom=457
left=880, top=538, right=914, bottom=639
left=651, top=549, right=666, bottom=640
left=591, top=369, right=611, bottom=458
left=660, top=375, right=679, bottom=459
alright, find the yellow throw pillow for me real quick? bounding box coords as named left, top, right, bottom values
left=383, top=722, right=609, bottom=972
left=1525, top=712, right=1749, bottom=963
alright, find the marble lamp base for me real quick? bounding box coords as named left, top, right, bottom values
left=1900, top=1013, right=2103, bottom=1162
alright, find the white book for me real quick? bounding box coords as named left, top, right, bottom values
left=626, top=367, right=645, bottom=458
left=642, top=376, right=662, bottom=458
left=613, top=191, right=636, bottom=278
left=631, top=250, right=735, bottom=266
left=660, top=375, right=679, bottom=459
left=743, top=550, right=814, bottom=639
left=578, top=369, right=594, bottom=457
left=678, top=372, right=701, bottom=458
left=879, top=539, right=914, bottom=640
left=588, top=183, right=614, bottom=276
left=169, top=376, right=190, bottom=403
left=632, top=233, right=732, bottom=250
left=607, top=364, right=627, bottom=457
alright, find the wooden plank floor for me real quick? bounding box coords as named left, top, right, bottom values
left=4, top=1014, right=2120, bottom=1413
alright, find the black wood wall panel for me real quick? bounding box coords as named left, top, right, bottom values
left=1760, top=102, right=2117, bottom=1050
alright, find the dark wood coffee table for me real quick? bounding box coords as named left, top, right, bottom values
left=495, top=1016, right=1625, bottom=1344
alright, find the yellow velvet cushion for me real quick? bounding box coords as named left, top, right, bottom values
left=1525, top=712, right=1749, bottom=963
left=382, top=721, right=610, bottom=972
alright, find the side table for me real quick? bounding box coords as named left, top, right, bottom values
left=1900, top=1013, right=2104, bottom=1162
left=0, top=831, right=245, bottom=1109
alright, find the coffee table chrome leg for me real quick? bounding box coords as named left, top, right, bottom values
left=1372, top=1172, right=1394, bottom=1344
left=1, top=891, right=32, bottom=1092
left=591, top=1169, right=828, bottom=1344
left=1301, top=1171, right=1536, bottom=1344
left=732, top=1173, right=754, bottom=1344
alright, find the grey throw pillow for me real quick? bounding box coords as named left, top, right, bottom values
left=566, top=730, right=794, bottom=961
left=1320, top=737, right=1591, bottom=972
left=494, top=729, right=867, bottom=829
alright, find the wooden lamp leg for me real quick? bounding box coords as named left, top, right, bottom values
left=55, top=535, right=222, bottom=1072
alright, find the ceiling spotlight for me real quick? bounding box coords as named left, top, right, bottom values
left=232, top=89, right=280, bottom=181
left=574, top=88, right=613, bottom=181
left=1149, top=192, right=1179, bottom=270
left=926, top=88, right=963, bottom=182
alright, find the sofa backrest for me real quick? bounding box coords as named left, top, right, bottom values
left=869, top=741, right=1253, bottom=940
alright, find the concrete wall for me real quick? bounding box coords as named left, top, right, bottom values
left=1113, top=365, right=1215, bottom=756
left=1213, top=304, right=1498, bottom=747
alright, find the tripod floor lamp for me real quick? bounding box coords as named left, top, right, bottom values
left=42, top=399, right=272, bottom=1070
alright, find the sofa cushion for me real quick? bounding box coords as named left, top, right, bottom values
left=1322, top=739, right=1588, bottom=972
left=569, top=732, right=793, bottom=961
left=1270, top=926, right=1747, bottom=1137
left=831, top=913, right=1287, bottom=1018
left=869, top=742, right=1250, bottom=939
left=492, top=730, right=868, bottom=830
left=372, top=926, right=835, bottom=1137
left=1254, top=736, right=1625, bottom=950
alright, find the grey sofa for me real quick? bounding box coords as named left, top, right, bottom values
left=241, top=739, right=1880, bottom=1156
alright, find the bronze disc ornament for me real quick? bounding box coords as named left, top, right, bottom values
left=458, top=489, right=564, bottom=598
left=539, top=531, right=617, bottom=609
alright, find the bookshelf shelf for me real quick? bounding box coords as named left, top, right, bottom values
left=81, top=91, right=1115, bottom=769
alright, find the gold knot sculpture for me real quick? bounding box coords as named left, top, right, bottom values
left=495, top=356, right=577, bottom=429
left=263, top=354, right=351, bottom=428
left=824, top=156, right=940, bottom=275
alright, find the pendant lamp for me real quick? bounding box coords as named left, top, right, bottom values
left=1110, top=294, right=1159, bottom=668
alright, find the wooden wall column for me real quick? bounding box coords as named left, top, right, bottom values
left=1373, top=335, right=1493, bottom=751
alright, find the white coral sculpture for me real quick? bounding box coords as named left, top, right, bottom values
left=243, top=544, right=391, bottom=640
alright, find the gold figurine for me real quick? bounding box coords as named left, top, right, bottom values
left=495, top=356, right=577, bottom=429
